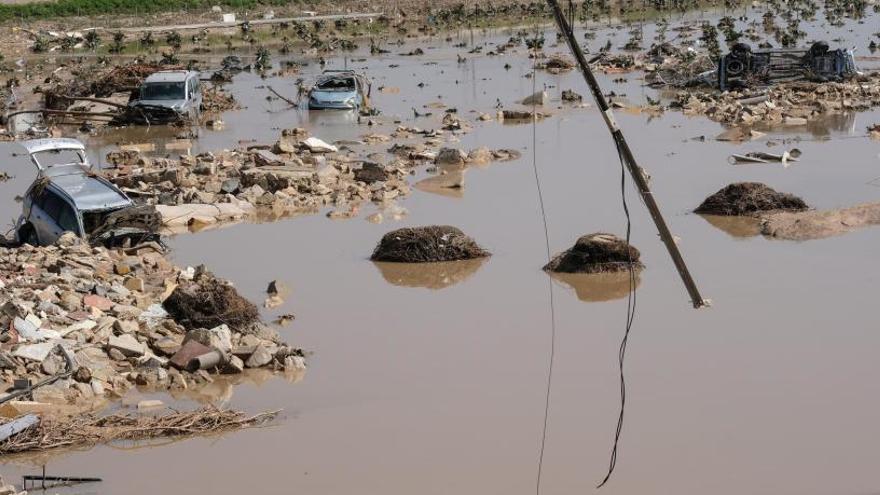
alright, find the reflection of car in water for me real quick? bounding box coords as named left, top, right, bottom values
left=14, top=138, right=160, bottom=247
left=308, top=70, right=370, bottom=111
left=127, top=70, right=203, bottom=123
left=718, top=41, right=858, bottom=91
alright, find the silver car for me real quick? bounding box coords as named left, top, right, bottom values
left=14, top=138, right=151, bottom=247
left=128, top=70, right=203, bottom=123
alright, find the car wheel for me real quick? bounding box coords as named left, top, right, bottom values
left=18, top=224, right=38, bottom=246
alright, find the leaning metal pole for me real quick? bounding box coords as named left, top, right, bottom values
left=545, top=0, right=708, bottom=308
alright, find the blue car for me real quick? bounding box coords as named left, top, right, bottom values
left=308, top=70, right=370, bottom=111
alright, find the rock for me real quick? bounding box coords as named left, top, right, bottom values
left=521, top=90, right=548, bottom=106
left=354, top=162, right=389, bottom=183
left=221, top=178, right=241, bottom=194
left=283, top=354, right=307, bottom=371
left=55, top=232, right=80, bottom=247
left=108, top=334, right=146, bottom=357
left=225, top=355, right=245, bottom=374
left=14, top=342, right=56, bottom=362
left=302, top=137, right=338, bottom=153
left=84, top=294, right=113, bottom=311
left=154, top=337, right=182, bottom=356
left=41, top=354, right=63, bottom=375
left=370, top=226, right=490, bottom=262
left=74, top=366, right=92, bottom=383
left=90, top=379, right=105, bottom=396
left=169, top=340, right=213, bottom=370
left=435, top=148, right=467, bottom=166
left=184, top=325, right=233, bottom=354
left=124, top=277, right=145, bottom=292
left=137, top=399, right=164, bottom=409
left=544, top=233, right=643, bottom=274
left=695, top=182, right=808, bottom=216
left=252, top=149, right=287, bottom=167
left=245, top=345, right=274, bottom=368
left=108, top=348, right=127, bottom=361
left=561, top=89, right=583, bottom=102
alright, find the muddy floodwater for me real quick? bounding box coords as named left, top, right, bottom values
left=3, top=8, right=880, bottom=495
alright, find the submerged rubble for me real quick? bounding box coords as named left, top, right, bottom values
left=0, top=235, right=303, bottom=415
left=544, top=233, right=642, bottom=274
left=370, top=226, right=490, bottom=263
left=104, top=130, right=518, bottom=229
left=671, top=76, right=880, bottom=126
left=761, top=202, right=880, bottom=241
left=695, top=182, right=808, bottom=216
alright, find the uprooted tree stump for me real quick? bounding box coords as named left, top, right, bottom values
left=544, top=233, right=643, bottom=273
left=163, top=267, right=259, bottom=330
left=695, top=182, right=808, bottom=216
left=370, top=226, right=490, bottom=263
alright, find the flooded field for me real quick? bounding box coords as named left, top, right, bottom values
left=2, top=4, right=880, bottom=494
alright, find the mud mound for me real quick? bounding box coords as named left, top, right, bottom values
left=695, top=182, right=808, bottom=216
left=370, top=226, right=490, bottom=263
left=544, top=233, right=642, bottom=273
left=164, top=268, right=259, bottom=329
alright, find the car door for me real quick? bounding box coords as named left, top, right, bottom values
left=189, top=76, right=202, bottom=114
left=32, top=188, right=79, bottom=245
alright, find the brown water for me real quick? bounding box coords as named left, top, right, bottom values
left=3, top=8, right=880, bottom=494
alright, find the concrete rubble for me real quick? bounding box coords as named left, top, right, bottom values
left=671, top=76, right=880, bottom=127
left=102, top=129, right=519, bottom=230
left=0, top=234, right=304, bottom=417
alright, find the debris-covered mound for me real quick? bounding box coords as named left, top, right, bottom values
left=544, top=233, right=642, bottom=273
left=370, top=226, right=490, bottom=263
left=0, top=407, right=277, bottom=455
left=695, top=182, right=808, bottom=216
left=163, top=269, right=259, bottom=330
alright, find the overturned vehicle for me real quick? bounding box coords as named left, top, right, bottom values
left=718, top=41, right=858, bottom=91
left=308, top=70, right=371, bottom=111
left=121, top=70, right=203, bottom=124
left=14, top=138, right=161, bottom=248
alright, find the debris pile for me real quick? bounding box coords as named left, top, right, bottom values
left=0, top=236, right=304, bottom=414
left=370, top=226, right=490, bottom=262
left=538, top=54, right=576, bottom=73
left=201, top=87, right=240, bottom=114
left=0, top=407, right=278, bottom=455
left=544, top=233, right=642, bottom=273
left=44, top=63, right=180, bottom=109
left=695, top=182, right=808, bottom=216
left=671, top=76, right=880, bottom=126
left=105, top=132, right=518, bottom=228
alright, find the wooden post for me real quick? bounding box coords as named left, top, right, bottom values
left=546, top=0, right=709, bottom=308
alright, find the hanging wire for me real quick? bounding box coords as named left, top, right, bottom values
left=531, top=24, right=558, bottom=495
left=596, top=135, right=639, bottom=489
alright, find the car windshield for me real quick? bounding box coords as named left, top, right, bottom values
left=32, top=149, right=85, bottom=169
left=316, top=76, right=356, bottom=92
left=141, top=82, right=185, bottom=100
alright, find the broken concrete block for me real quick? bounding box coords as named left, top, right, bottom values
left=108, top=334, right=145, bottom=358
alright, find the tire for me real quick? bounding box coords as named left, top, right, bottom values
left=731, top=42, right=752, bottom=57
left=18, top=224, right=38, bottom=246
left=810, top=41, right=829, bottom=56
